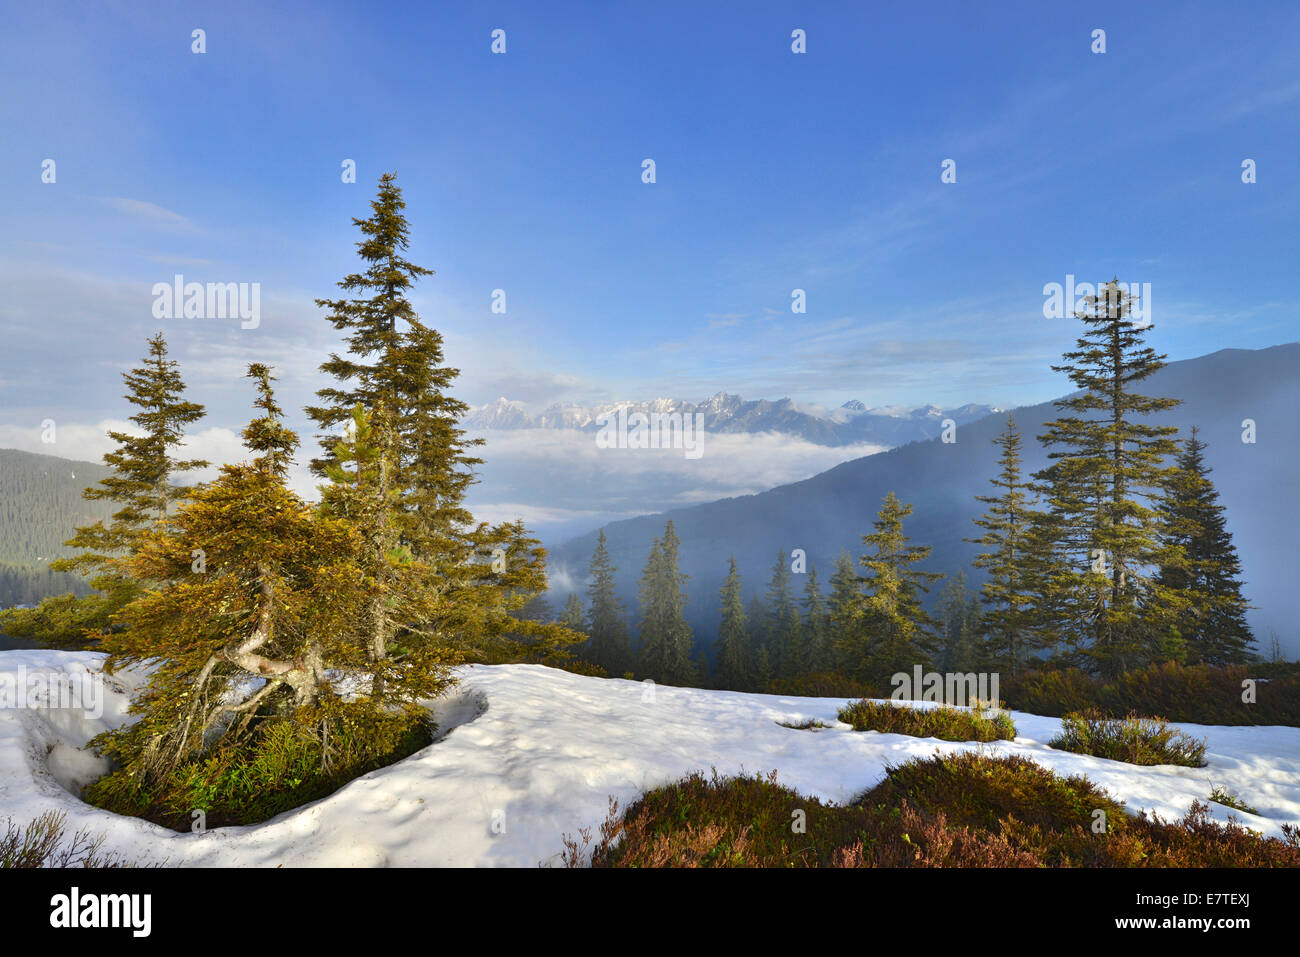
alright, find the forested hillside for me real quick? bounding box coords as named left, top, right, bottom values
left=0, top=449, right=114, bottom=606
left=551, top=344, right=1299, bottom=657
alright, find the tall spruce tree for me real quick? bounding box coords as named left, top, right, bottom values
left=305, top=171, right=479, bottom=553
left=837, top=492, right=943, bottom=682
left=0, top=333, right=207, bottom=649
left=584, top=530, right=632, bottom=675
left=1034, top=279, right=1183, bottom=674
left=1154, top=428, right=1254, bottom=664
left=714, top=557, right=752, bottom=690
left=305, top=173, right=579, bottom=673
left=636, top=521, right=695, bottom=685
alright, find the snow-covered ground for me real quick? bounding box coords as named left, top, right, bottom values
left=1, top=650, right=1298, bottom=867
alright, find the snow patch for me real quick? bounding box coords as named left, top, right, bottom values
left=1, top=652, right=1297, bottom=867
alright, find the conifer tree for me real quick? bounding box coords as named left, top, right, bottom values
left=765, top=551, right=805, bottom=678
left=967, top=414, right=1049, bottom=673
left=585, top=530, right=633, bottom=675
left=92, top=366, right=381, bottom=788
left=746, top=594, right=772, bottom=689
left=935, top=571, right=981, bottom=673
left=560, top=592, right=586, bottom=634
left=636, top=521, right=695, bottom=685
left=1034, top=279, right=1183, bottom=674
left=0, top=333, right=206, bottom=649
left=837, top=493, right=943, bottom=682
left=305, top=175, right=482, bottom=554
left=305, top=173, right=579, bottom=672
left=801, top=563, right=830, bottom=672
left=454, top=521, right=584, bottom=666
left=1154, top=428, right=1254, bottom=664
left=826, top=550, right=860, bottom=673
left=714, top=557, right=752, bottom=689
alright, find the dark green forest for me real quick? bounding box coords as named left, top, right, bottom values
left=0, top=450, right=113, bottom=609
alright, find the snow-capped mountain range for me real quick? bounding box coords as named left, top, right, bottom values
left=464, top=392, right=1000, bottom=448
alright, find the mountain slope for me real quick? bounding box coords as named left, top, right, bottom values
left=0, top=449, right=114, bottom=567
left=550, top=344, right=1300, bottom=656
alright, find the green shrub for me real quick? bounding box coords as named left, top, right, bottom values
left=1208, top=786, right=1258, bottom=815
left=837, top=699, right=1016, bottom=742
left=1049, top=710, right=1208, bottom=767
left=85, top=704, right=434, bottom=830
left=561, top=752, right=1300, bottom=867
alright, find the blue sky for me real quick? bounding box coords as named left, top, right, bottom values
left=1, top=0, right=1297, bottom=449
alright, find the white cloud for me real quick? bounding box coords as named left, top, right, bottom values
left=464, top=428, right=888, bottom=542
left=100, top=197, right=200, bottom=233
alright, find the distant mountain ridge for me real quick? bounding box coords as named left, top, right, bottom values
left=465, top=392, right=1001, bottom=447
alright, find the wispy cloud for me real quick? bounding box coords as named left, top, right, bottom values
left=100, top=197, right=199, bottom=233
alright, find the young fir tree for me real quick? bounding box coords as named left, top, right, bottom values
left=636, top=521, right=695, bottom=685
left=1154, top=428, right=1254, bottom=664
left=713, top=556, right=752, bottom=690
left=465, top=522, right=585, bottom=666
left=825, top=549, right=861, bottom=674
left=967, top=414, right=1049, bottom=673
left=801, top=563, right=830, bottom=672
left=935, top=571, right=982, bottom=673
left=560, top=592, right=587, bottom=633
left=765, top=551, right=805, bottom=678
left=0, top=333, right=207, bottom=649
left=305, top=173, right=579, bottom=672
left=90, top=366, right=385, bottom=798
left=585, top=529, right=633, bottom=675
left=1034, top=279, right=1183, bottom=675
left=746, top=593, right=772, bottom=689
left=837, top=493, right=943, bottom=682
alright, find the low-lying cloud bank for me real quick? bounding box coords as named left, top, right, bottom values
left=464, top=428, right=888, bottom=542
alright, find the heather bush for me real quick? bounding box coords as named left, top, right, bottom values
left=838, top=699, right=1016, bottom=742
left=560, top=752, right=1300, bottom=867
left=1049, top=710, right=1208, bottom=767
